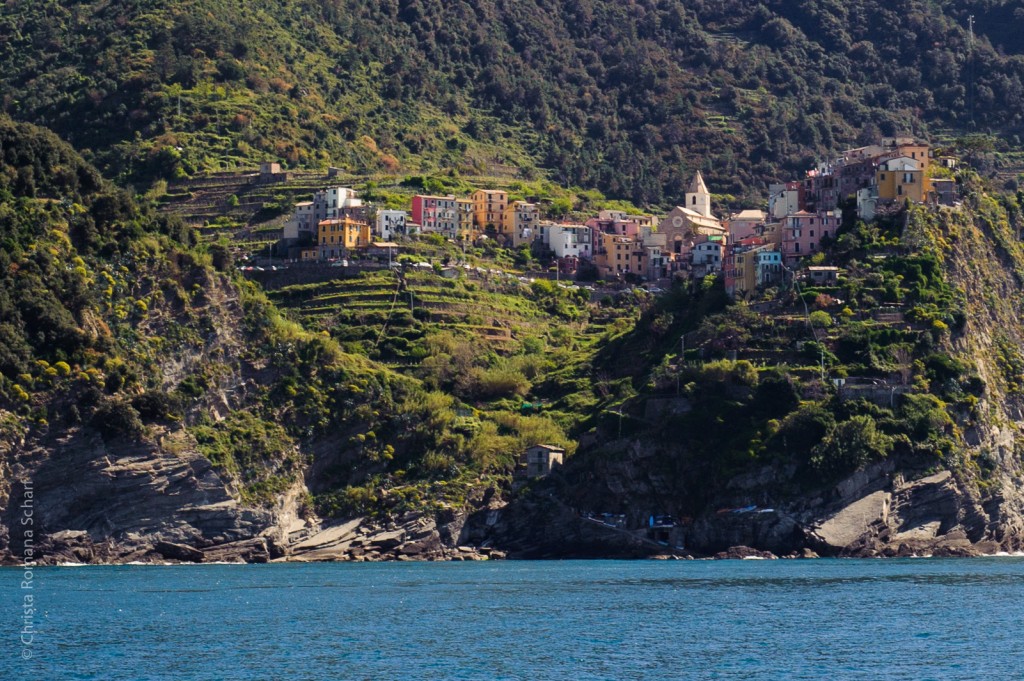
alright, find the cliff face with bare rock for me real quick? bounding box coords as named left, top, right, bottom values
left=478, top=188, right=1024, bottom=560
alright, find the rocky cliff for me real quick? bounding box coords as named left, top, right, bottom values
left=477, top=192, right=1024, bottom=559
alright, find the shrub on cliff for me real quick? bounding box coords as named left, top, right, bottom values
left=809, top=415, right=893, bottom=479
left=91, top=399, right=146, bottom=440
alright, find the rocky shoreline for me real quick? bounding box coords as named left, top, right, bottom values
left=4, top=429, right=1024, bottom=566
left=3, top=542, right=1017, bottom=567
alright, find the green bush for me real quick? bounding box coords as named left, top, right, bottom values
left=91, top=399, right=146, bottom=439
left=808, top=310, right=833, bottom=328
left=810, top=415, right=892, bottom=478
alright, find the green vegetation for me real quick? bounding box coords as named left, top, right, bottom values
left=565, top=187, right=1019, bottom=516
left=0, top=116, right=599, bottom=522
left=8, top=0, right=1024, bottom=530
left=4, top=0, right=1024, bottom=205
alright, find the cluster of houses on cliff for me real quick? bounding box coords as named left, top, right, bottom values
left=277, top=137, right=956, bottom=298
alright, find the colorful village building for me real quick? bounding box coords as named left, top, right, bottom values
left=597, top=233, right=646, bottom=277
left=504, top=200, right=540, bottom=247
left=284, top=186, right=365, bottom=241
left=456, top=198, right=475, bottom=242
left=376, top=210, right=408, bottom=241
left=318, top=217, right=371, bottom=259
left=411, top=194, right=461, bottom=239
left=781, top=210, right=840, bottom=266
left=658, top=172, right=726, bottom=271
left=472, top=189, right=508, bottom=232
left=726, top=209, right=766, bottom=242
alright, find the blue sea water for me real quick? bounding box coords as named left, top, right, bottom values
left=2, top=558, right=1023, bottom=680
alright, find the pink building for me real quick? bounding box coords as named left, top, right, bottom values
left=585, top=217, right=640, bottom=258
left=781, top=211, right=840, bottom=265
left=411, top=195, right=459, bottom=237
left=726, top=209, right=766, bottom=242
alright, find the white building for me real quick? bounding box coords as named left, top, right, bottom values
left=768, top=183, right=801, bottom=220
left=857, top=187, right=878, bottom=220
left=283, top=201, right=315, bottom=240
left=285, top=187, right=365, bottom=241
left=549, top=224, right=592, bottom=259
left=376, top=210, right=408, bottom=240
left=312, top=187, right=363, bottom=223
left=692, top=237, right=724, bottom=274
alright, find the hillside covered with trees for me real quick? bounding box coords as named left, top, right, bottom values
left=3, top=0, right=1024, bottom=204
left=6, top=1, right=1024, bottom=561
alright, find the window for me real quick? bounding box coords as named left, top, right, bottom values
left=810, top=230, right=814, bottom=237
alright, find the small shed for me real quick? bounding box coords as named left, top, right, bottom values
left=520, top=444, right=565, bottom=478
left=804, top=266, right=841, bottom=285
left=258, top=161, right=289, bottom=184
left=367, top=241, right=400, bottom=259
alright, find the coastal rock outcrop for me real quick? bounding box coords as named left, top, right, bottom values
left=0, top=425, right=286, bottom=566
left=281, top=510, right=500, bottom=563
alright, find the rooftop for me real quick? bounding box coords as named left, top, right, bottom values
left=688, top=171, right=709, bottom=195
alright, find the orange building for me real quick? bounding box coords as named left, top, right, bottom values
left=875, top=157, right=931, bottom=203
left=472, top=189, right=508, bottom=232
left=318, top=217, right=371, bottom=259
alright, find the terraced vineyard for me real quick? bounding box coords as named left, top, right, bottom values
left=268, top=268, right=574, bottom=363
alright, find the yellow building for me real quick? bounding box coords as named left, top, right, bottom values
left=884, top=137, right=930, bottom=174
left=503, top=201, right=539, bottom=246
left=729, top=249, right=759, bottom=298
left=456, top=198, right=475, bottom=242
left=318, top=217, right=371, bottom=258
left=760, top=222, right=783, bottom=248
left=876, top=157, right=931, bottom=203
left=597, top=233, right=645, bottom=277
left=472, top=189, right=508, bottom=231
